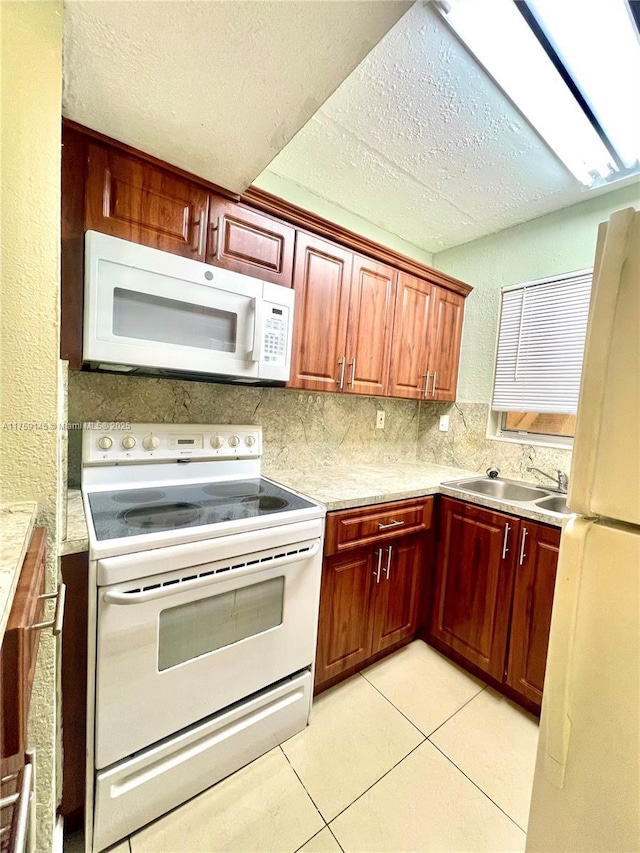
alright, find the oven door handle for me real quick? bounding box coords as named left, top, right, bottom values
left=101, top=542, right=321, bottom=606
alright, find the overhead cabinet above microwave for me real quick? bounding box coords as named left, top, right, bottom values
left=84, top=231, right=295, bottom=383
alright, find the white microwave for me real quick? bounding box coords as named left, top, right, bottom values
left=83, top=231, right=295, bottom=383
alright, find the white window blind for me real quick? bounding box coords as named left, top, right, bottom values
left=492, top=268, right=592, bottom=415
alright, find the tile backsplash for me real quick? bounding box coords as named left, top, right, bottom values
left=68, top=374, right=572, bottom=488
left=67, top=372, right=421, bottom=485
left=416, top=402, right=573, bottom=488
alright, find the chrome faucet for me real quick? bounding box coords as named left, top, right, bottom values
left=526, top=467, right=569, bottom=494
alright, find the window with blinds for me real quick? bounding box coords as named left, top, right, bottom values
left=492, top=269, right=593, bottom=420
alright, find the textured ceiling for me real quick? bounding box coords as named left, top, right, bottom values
left=62, top=1, right=411, bottom=193
left=260, top=2, right=598, bottom=253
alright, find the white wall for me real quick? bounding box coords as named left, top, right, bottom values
left=0, top=3, right=63, bottom=847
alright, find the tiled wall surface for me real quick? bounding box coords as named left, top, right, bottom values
left=67, top=372, right=421, bottom=485
left=68, top=374, right=573, bottom=487
left=416, top=401, right=573, bottom=486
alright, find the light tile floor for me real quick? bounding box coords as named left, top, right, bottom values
left=65, top=641, right=539, bottom=853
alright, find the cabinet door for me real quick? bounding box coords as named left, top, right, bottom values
left=315, top=547, right=375, bottom=688
left=85, top=144, right=210, bottom=260
left=387, top=273, right=433, bottom=400
left=430, top=498, right=517, bottom=681
left=207, top=198, right=294, bottom=286
left=288, top=232, right=353, bottom=392
left=506, top=521, right=560, bottom=705
left=428, top=288, right=464, bottom=401
left=344, top=256, right=396, bottom=397
left=371, top=535, right=423, bottom=655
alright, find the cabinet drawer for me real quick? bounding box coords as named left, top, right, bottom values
left=325, top=498, right=433, bottom=556
left=1, top=528, right=47, bottom=758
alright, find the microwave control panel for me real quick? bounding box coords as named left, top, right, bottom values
left=262, top=304, right=290, bottom=365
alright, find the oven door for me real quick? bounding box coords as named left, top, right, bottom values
left=94, top=537, right=322, bottom=769
left=84, top=230, right=264, bottom=378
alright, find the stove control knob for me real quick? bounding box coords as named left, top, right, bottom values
left=245, top=435, right=256, bottom=447
left=143, top=435, right=160, bottom=451
left=121, top=436, right=137, bottom=450
left=210, top=435, right=225, bottom=449
left=97, top=436, right=113, bottom=450
left=228, top=435, right=240, bottom=448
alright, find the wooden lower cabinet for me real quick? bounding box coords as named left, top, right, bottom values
left=315, top=503, right=430, bottom=691
left=429, top=497, right=560, bottom=710
left=505, top=520, right=560, bottom=705
left=430, top=499, right=516, bottom=681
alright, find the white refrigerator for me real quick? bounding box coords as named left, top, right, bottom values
left=527, top=206, right=640, bottom=852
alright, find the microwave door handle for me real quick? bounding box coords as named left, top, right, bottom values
left=250, top=297, right=265, bottom=362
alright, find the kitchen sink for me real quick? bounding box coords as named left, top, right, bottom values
left=442, top=476, right=572, bottom=516
left=456, top=478, right=547, bottom=502
left=536, top=494, right=571, bottom=514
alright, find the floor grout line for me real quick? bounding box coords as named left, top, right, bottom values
left=279, top=745, right=328, bottom=836
left=327, top=824, right=345, bottom=852
left=427, top=740, right=529, bottom=834
left=361, top=659, right=487, bottom=741
left=326, top=736, right=427, bottom=826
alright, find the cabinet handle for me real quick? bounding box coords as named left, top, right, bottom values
left=32, top=583, right=66, bottom=636
left=384, top=545, right=392, bottom=580
left=0, top=762, right=32, bottom=853
left=502, top=523, right=511, bottom=559
left=349, top=358, right=356, bottom=389
left=378, top=519, right=404, bottom=530
left=422, top=371, right=430, bottom=397
left=519, top=527, right=528, bottom=565
left=337, top=356, right=346, bottom=390
left=191, top=214, right=206, bottom=256
left=373, top=548, right=383, bottom=583
left=431, top=371, right=438, bottom=397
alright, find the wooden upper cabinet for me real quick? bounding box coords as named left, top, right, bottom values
left=85, top=144, right=210, bottom=260
left=388, top=273, right=433, bottom=400
left=207, top=198, right=294, bottom=286
left=344, top=256, right=396, bottom=397
left=430, top=498, right=517, bottom=681
left=288, top=233, right=353, bottom=392
left=506, top=521, right=560, bottom=705
left=428, top=288, right=464, bottom=401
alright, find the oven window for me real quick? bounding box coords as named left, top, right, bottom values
left=157, top=577, right=284, bottom=670
left=112, top=288, right=237, bottom=353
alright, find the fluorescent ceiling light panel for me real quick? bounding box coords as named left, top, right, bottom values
left=436, top=0, right=617, bottom=185
left=527, top=0, right=640, bottom=170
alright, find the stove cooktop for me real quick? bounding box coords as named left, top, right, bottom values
left=86, top=478, right=316, bottom=541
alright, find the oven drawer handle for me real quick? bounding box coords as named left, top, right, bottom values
left=102, top=542, right=321, bottom=606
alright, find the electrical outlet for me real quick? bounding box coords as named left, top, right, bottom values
left=439, top=414, right=450, bottom=432
left=376, top=410, right=385, bottom=429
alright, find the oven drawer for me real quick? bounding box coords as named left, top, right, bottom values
left=93, top=670, right=312, bottom=852
left=324, top=497, right=433, bottom=556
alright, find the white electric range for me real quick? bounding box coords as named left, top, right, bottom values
left=81, top=423, right=326, bottom=852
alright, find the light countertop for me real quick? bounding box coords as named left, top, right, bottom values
left=62, top=461, right=566, bottom=557
left=1, top=502, right=37, bottom=643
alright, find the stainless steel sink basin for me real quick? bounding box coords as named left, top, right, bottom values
left=458, top=478, right=547, bottom=502
left=536, top=495, right=571, bottom=514
left=442, top=476, right=572, bottom=517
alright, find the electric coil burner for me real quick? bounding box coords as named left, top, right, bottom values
left=81, top=423, right=325, bottom=852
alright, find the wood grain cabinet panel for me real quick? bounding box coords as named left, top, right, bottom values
left=388, top=273, right=433, bottom=399
left=315, top=547, right=376, bottom=686
left=371, top=535, right=423, bottom=655
left=0, top=528, right=47, bottom=759
left=344, top=256, right=396, bottom=397
left=287, top=232, right=353, bottom=391
left=325, top=498, right=433, bottom=556
left=505, top=521, right=560, bottom=705
left=207, top=199, right=294, bottom=286
left=85, top=144, right=210, bottom=260
left=428, top=288, right=464, bottom=402
left=430, top=498, right=517, bottom=681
